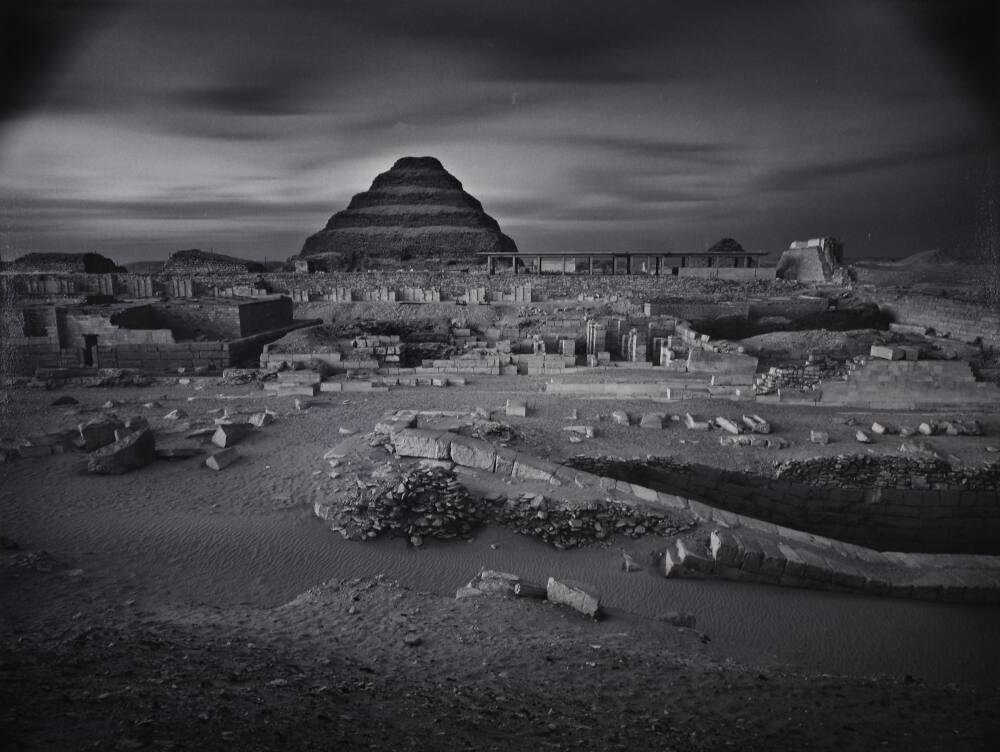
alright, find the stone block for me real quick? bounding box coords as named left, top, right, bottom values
left=639, top=413, right=664, bottom=430
left=546, top=577, right=600, bottom=618
left=869, top=345, right=903, bottom=361
left=676, top=538, right=715, bottom=574
left=212, top=423, right=254, bottom=448
left=249, top=411, right=276, bottom=428
left=714, top=416, right=741, bottom=435
left=512, top=457, right=558, bottom=483
left=78, top=417, right=125, bottom=451
left=392, top=429, right=453, bottom=460
left=277, top=370, right=322, bottom=385
left=206, top=447, right=239, bottom=471
left=684, top=413, right=710, bottom=431
left=809, top=430, right=830, bottom=445
left=456, top=570, right=521, bottom=599
left=562, top=424, right=596, bottom=438
left=709, top=529, right=744, bottom=567
left=87, top=427, right=156, bottom=475
left=505, top=399, right=527, bottom=417
left=612, top=410, right=631, bottom=426
left=494, top=448, right=517, bottom=476
left=449, top=436, right=497, bottom=470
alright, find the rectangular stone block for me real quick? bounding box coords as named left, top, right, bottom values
left=546, top=578, right=600, bottom=618
left=206, top=447, right=239, bottom=471
left=505, top=399, right=527, bottom=417
left=392, top=429, right=452, bottom=460
left=449, top=436, right=497, bottom=471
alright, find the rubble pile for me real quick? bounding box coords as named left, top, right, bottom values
left=754, top=355, right=862, bottom=395
left=319, top=466, right=484, bottom=546
left=774, top=455, right=1000, bottom=490
left=492, top=494, right=684, bottom=550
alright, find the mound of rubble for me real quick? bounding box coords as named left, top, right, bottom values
left=774, top=454, right=1000, bottom=490
left=318, top=465, right=484, bottom=547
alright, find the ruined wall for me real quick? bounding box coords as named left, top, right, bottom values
left=818, top=360, right=1000, bottom=408
left=57, top=305, right=175, bottom=348
left=571, top=458, right=1000, bottom=554
left=870, top=291, right=1000, bottom=349
left=4, top=342, right=84, bottom=374
left=236, top=297, right=294, bottom=336
left=150, top=301, right=244, bottom=340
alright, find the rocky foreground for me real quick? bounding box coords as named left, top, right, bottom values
left=2, top=558, right=998, bottom=752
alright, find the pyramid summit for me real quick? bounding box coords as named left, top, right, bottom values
left=300, top=156, right=517, bottom=270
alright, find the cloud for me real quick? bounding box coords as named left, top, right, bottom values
left=757, top=137, right=987, bottom=193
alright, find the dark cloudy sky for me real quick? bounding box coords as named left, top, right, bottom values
left=1, top=0, right=997, bottom=263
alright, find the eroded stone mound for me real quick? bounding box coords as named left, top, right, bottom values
left=162, top=249, right=265, bottom=274
left=9, top=252, right=122, bottom=274
left=300, top=156, right=517, bottom=270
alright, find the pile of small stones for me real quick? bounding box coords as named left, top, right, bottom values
left=491, top=494, right=686, bottom=550
left=754, top=355, right=862, bottom=395
left=326, top=466, right=484, bottom=547
left=321, top=454, right=688, bottom=550
left=774, top=454, right=1000, bottom=490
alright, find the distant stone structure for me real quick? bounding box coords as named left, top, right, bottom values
left=776, top=238, right=849, bottom=283
left=163, top=249, right=265, bottom=275
left=300, top=156, right=518, bottom=270
left=8, top=252, right=122, bottom=274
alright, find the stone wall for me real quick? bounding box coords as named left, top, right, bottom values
left=236, top=297, right=293, bottom=337
left=870, top=291, right=1000, bottom=349
left=57, top=305, right=175, bottom=348
left=567, top=457, right=1000, bottom=554
left=818, top=360, right=1000, bottom=408
left=148, top=301, right=244, bottom=340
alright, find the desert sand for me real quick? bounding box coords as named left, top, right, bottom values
left=2, top=380, right=999, bottom=751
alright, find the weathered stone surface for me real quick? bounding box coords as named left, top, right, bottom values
left=449, top=435, right=496, bottom=470
left=562, top=424, right=596, bottom=438
left=205, top=448, right=239, bottom=471
left=511, top=457, right=557, bottom=483
left=392, top=429, right=452, bottom=459
left=684, top=413, right=710, bottom=430
left=710, top=529, right=744, bottom=567
left=809, top=430, right=830, bottom=445
left=249, top=410, right=277, bottom=427
left=505, top=399, right=527, bottom=417
left=714, top=416, right=740, bottom=435
left=870, top=344, right=904, bottom=361
left=78, top=417, right=124, bottom=451
left=163, top=409, right=187, bottom=420
left=300, top=156, right=518, bottom=269
left=87, top=428, right=156, bottom=474
left=546, top=577, right=600, bottom=618
left=640, top=413, right=664, bottom=430
left=455, top=570, right=521, bottom=599
left=856, top=430, right=872, bottom=443
left=212, top=423, right=254, bottom=448
left=612, top=410, right=631, bottom=426
left=741, top=414, right=771, bottom=434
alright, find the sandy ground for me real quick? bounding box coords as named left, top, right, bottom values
left=2, top=379, right=1000, bottom=750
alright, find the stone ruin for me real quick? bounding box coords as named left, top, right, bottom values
left=777, top=237, right=851, bottom=284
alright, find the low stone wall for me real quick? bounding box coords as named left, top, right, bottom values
left=869, top=291, right=1000, bottom=349
left=377, top=421, right=1000, bottom=602
left=566, top=457, right=1000, bottom=554
left=5, top=339, right=85, bottom=374
left=665, top=528, right=1000, bottom=605
left=818, top=359, right=1000, bottom=408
